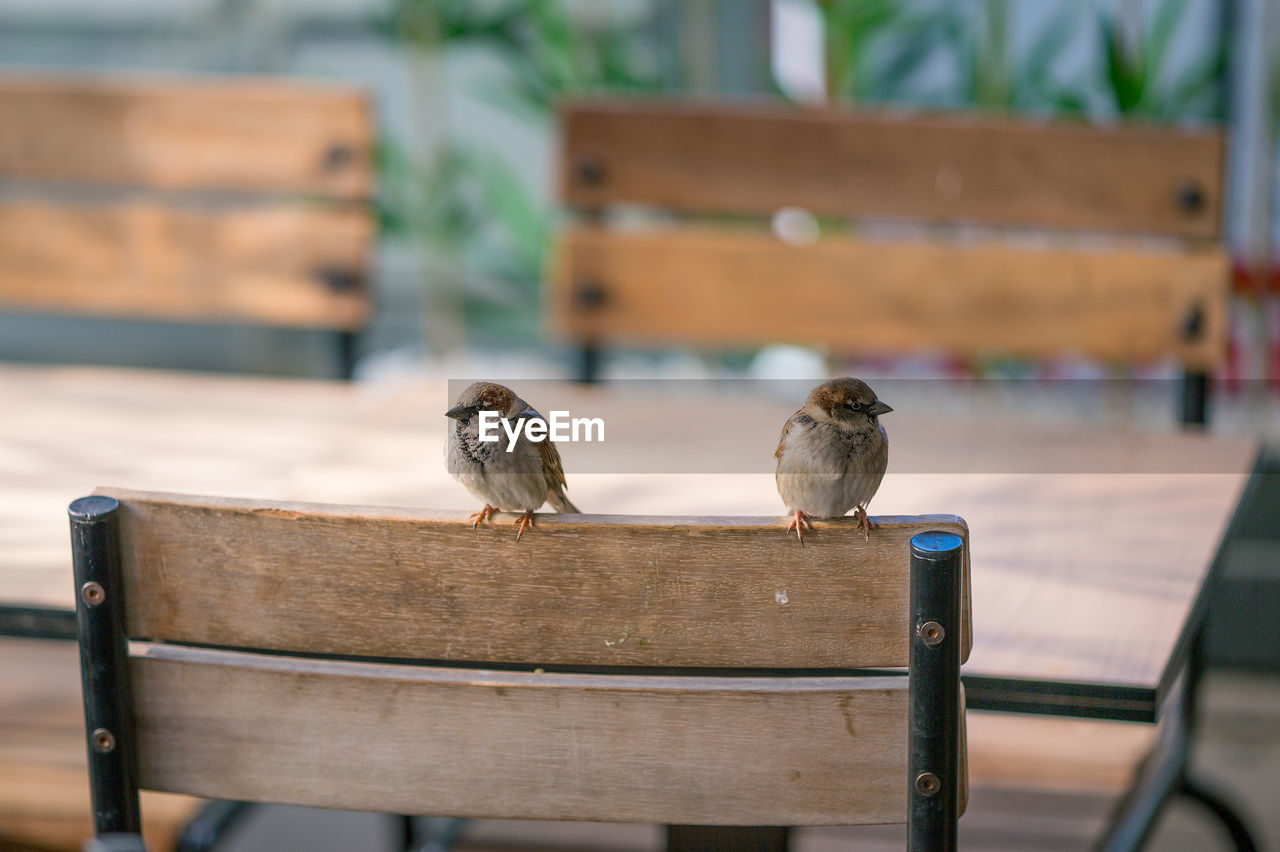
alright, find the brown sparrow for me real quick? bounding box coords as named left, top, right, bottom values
left=445, top=381, right=580, bottom=540
left=775, top=378, right=892, bottom=543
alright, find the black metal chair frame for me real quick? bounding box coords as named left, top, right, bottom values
left=67, top=495, right=965, bottom=852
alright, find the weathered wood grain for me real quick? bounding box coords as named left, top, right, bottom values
left=102, top=489, right=971, bottom=669
left=0, top=74, right=373, bottom=198
left=561, top=101, right=1224, bottom=238
left=131, top=643, right=966, bottom=825
left=552, top=227, right=1229, bottom=369
left=0, top=201, right=371, bottom=329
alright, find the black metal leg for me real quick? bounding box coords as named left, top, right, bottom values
left=336, top=331, right=359, bottom=381
left=908, top=532, right=963, bottom=852
left=395, top=815, right=415, bottom=850
left=665, top=826, right=789, bottom=851
left=1178, top=779, right=1259, bottom=852
left=576, top=342, right=601, bottom=384
left=176, top=800, right=253, bottom=852
left=1181, top=370, right=1209, bottom=427
left=70, top=495, right=141, bottom=836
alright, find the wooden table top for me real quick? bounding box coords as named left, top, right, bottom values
left=0, top=365, right=1257, bottom=716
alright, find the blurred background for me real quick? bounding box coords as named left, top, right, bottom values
left=3, top=2, right=1280, bottom=851
left=0, top=0, right=1275, bottom=394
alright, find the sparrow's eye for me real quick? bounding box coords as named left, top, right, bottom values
left=846, top=400, right=864, bottom=411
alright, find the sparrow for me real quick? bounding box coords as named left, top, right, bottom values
left=774, top=378, right=892, bottom=543
left=445, top=381, right=580, bottom=540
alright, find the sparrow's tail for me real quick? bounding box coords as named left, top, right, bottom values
left=546, top=490, right=581, bottom=514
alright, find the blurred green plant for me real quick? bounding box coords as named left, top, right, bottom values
left=1095, top=0, right=1226, bottom=120
left=375, top=0, right=667, bottom=344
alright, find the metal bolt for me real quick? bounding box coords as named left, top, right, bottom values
left=575, top=156, right=605, bottom=186
left=91, top=728, right=116, bottom=753
left=918, top=620, right=944, bottom=647
left=81, top=581, right=106, bottom=607
left=1180, top=302, right=1205, bottom=342
left=573, top=280, right=608, bottom=311
left=915, top=771, right=941, bottom=797
left=323, top=143, right=355, bottom=171
left=1176, top=181, right=1205, bottom=214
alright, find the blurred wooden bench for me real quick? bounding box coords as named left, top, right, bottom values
left=71, top=490, right=970, bottom=850
left=552, top=101, right=1229, bottom=423
left=0, top=74, right=375, bottom=378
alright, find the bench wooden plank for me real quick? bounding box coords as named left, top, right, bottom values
left=0, top=201, right=371, bottom=330
left=133, top=643, right=961, bottom=825
left=561, top=101, right=1224, bottom=238
left=0, top=75, right=373, bottom=198
left=552, top=227, right=1229, bottom=369
left=101, top=489, right=971, bottom=670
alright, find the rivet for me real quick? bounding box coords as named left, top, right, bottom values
left=81, top=581, right=106, bottom=607
left=573, top=280, right=608, bottom=311
left=92, top=728, right=116, bottom=753
left=918, top=620, right=944, bottom=647
left=915, top=771, right=941, bottom=797
left=323, top=143, right=355, bottom=171
left=1177, top=181, right=1205, bottom=214
left=575, top=156, right=605, bottom=185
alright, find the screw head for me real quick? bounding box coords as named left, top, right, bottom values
left=81, top=581, right=106, bottom=607
left=1177, top=181, right=1206, bottom=214
left=575, top=156, right=605, bottom=186
left=915, top=771, right=941, bottom=797
left=91, top=728, right=116, bottom=753
left=573, top=280, right=608, bottom=311
left=918, top=620, right=945, bottom=647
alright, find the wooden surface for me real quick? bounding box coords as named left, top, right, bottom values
left=553, top=227, right=1229, bottom=369
left=560, top=101, right=1225, bottom=238
left=3, top=365, right=1247, bottom=842
left=0, top=74, right=373, bottom=198
left=0, top=201, right=371, bottom=330
left=0, top=638, right=202, bottom=851
left=0, top=366, right=1254, bottom=690
left=132, top=642, right=964, bottom=825
left=105, top=489, right=970, bottom=669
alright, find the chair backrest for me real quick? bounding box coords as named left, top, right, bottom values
left=70, top=490, right=970, bottom=840
left=0, top=75, right=374, bottom=353
left=551, top=101, right=1229, bottom=377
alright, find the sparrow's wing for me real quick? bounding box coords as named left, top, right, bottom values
left=774, top=409, right=805, bottom=461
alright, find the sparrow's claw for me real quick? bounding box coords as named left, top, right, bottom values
left=853, top=505, right=877, bottom=540
left=469, top=504, right=498, bottom=529
left=787, top=510, right=812, bottom=545
left=514, top=510, right=536, bottom=542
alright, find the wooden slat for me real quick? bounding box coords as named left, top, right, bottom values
left=553, top=227, right=1229, bottom=369
left=0, top=75, right=373, bottom=198
left=132, top=643, right=964, bottom=824
left=561, top=101, right=1225, bottom=238
left=101, top=489, right=971, bottom=669
left=0, top=201, right=371, bottom=330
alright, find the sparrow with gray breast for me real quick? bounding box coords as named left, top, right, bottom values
left=775, top=377, right=892, bottom=543
left=445, top=381, right=580, bottom=540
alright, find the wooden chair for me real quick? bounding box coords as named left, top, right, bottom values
left=69, top=490, right=971, bottom=851
left=0, top=74, right=375, bottom=379
left=551, top=101, right=1230, bottom=424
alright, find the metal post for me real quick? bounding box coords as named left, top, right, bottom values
left=336, top=331, right=359, bottom=381
left=70, top=495, right=141, bottom=836
left=909, top=532, right=963, bottom=852
left=1180, top=370, right=1209, bottom=427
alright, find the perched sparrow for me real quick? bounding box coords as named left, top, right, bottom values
left=445, top=381, right=580, bottom=540
left=775, top=378, right=892, bottom=543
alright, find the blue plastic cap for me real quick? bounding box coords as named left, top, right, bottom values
left=910, top=531, right=963, bottom=557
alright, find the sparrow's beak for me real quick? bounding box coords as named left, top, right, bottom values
left=868, top=400, right=893, bottom=417
left=518, top=407, right=540, bottom=421
left=444, top=403, right=469, bottom=420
